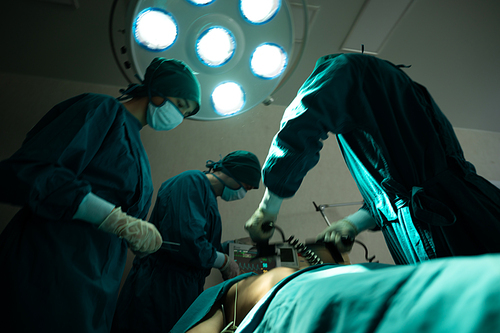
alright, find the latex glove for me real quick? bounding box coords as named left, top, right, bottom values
left=245, top=208, right=277, bottom=243
left=316, top=219, right=358, bottom=253
left=219, top=255, right=240, bottom=280
left=245, top=188, right=283, bottom=243
left=99, top=207, right=162, bottom=255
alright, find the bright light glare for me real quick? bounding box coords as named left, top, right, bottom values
left=134, top=8, right=177, bottom=51
left=187, top=0, right=215, bottom=5
left=212, top=82, right=245, bottom=115
left=240, top=0, right=280, bottom=24
left=196, top=27, right=235, bottom=67
left=251, top=43, right=287, bottom=79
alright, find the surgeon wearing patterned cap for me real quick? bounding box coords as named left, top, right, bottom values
left=111, top=150, right=261, bottom=333
left=0, top=57, right=201, bottom=333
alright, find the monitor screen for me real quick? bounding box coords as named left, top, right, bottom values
left=228, top=243, right=299, bottom=274
left=231, top=244, right=278, bottom=274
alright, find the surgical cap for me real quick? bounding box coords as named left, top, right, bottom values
left=118, top=57, right=201, bottom=114
left=207, top=151, right=262, bottom=189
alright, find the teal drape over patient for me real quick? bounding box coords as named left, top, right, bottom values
left=239, top=255, right=500, bottom=333
left=171, top=255, right=500, bottom=333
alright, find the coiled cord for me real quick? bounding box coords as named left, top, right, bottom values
left=273, top=224, right=323, bottom=266
left=265, top=222, right=377, bottom=265
left=286, top=235, right=323, bottom=266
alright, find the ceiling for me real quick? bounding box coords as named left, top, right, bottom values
left=3, top=0, right=500, bottom=131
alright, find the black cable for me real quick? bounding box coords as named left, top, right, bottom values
left=354, top=240, right=378, bottom=263
left=271, top=223, right=376, bottom=264
left=273, top=225, right=323, bottom=266
left=286, top=236, right=323, bottom=266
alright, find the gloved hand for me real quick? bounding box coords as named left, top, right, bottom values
left=245, top=188, right=283, bottom=243
left=316, top=219, right=358, bottom=253
left=219, top=255, right=240, bottom=280
left=99, top=207, right=162, bottom=255
left=245, top=208, right=277, bottom=243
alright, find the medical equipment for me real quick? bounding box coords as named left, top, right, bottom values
left=160, top=240, right=180, bottom=251
left=229, top=242, right=281, bottom=274
left=240, top=198, right=378, bottom=269
left=245, top=221, right=347, bottom=269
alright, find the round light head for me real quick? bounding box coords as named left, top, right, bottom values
left=250, top=43, right=287, bottom=79
left=240, top=0, right=281, bottom=24
left=133, top=8, right=178, bottom=52
left=212, top=82, right=245, bottom=116
left=119, top=0, right=294, bottom=119
left=196, top=26, right=236, bottom=67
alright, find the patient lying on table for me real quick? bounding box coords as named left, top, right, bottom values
left=172, top=254, right=500, bottom=333
left=182, top=267, right=297, bottom=333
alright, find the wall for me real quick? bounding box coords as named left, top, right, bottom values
left=1, top=72, right=499, bottom=290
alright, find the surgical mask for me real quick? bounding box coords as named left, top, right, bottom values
left=147, top=99, right=184, bottom=131
left=212, top=174, right=247, bottom=201
left=221, top=186, right=247, bottom=202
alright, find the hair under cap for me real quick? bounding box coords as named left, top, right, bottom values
left=206, top=151, right=262, bottom=189
left=118, top=57, right=201, bottom=115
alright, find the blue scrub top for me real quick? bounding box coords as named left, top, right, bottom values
left=0, top=93, right=153, bottom=333
left=152, top=170, right=223, bottom=268
left=112, top=170, right=224, bottom=333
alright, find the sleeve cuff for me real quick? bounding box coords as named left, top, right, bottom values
left=213, top=251, right=227, bottom=269
left=258, top=188, right=283, bottom=214
left=73, top=192, right=115, bottom=225
left=345, top=208, right=377, bottom=233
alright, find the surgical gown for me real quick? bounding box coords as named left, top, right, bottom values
left=0, top=93, right=153, bottom=333
left=172, top=256, right=500, bottom=333
left=263, top=53, right=500, bottom=264
left=111, top=170, right=223, bottom=333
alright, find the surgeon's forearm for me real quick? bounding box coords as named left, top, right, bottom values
left=344, top=208, right=377, bottom=234
left=73, top=192, right=115, bottom=224
left=259, top=188, right=283, bottom=214
left=213, top=251, right=227, bottom=269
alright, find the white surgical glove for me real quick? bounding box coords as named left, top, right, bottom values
left=99, top=207, right=162, bottom=256
left=245, top=188, right=283, bottom=243
left=316, top=209, right=376, bottom=253
left=219, top=254, right=240, bottom=280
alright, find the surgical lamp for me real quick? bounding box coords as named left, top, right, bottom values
left=110, top=0, right=301, bottom=120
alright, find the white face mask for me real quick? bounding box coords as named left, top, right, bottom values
left=221, top=186, right=247, bottom=202
left=147, top=99, right=184, bottom=131
left=212, top=173, right=247, bottom=201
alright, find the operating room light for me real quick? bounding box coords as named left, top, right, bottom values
left=196, top=27, right=236, bottom=67
left=240, top=0, right=280, bottom=24
left=212, top=82, right=245, bottom=116
left=133, top=8, right=178, bottom=51
left=187, top=0, right=215, bottom=5
left=110, top=0, right=295, bottom=119
left=251, top=43, right=287, bottom=79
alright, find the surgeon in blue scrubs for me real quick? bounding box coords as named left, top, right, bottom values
left=245, top=53, right=500, bottom=265
left=0, top=57, right=201, bottom=333
left=111, top=150, right=262, bottom=333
